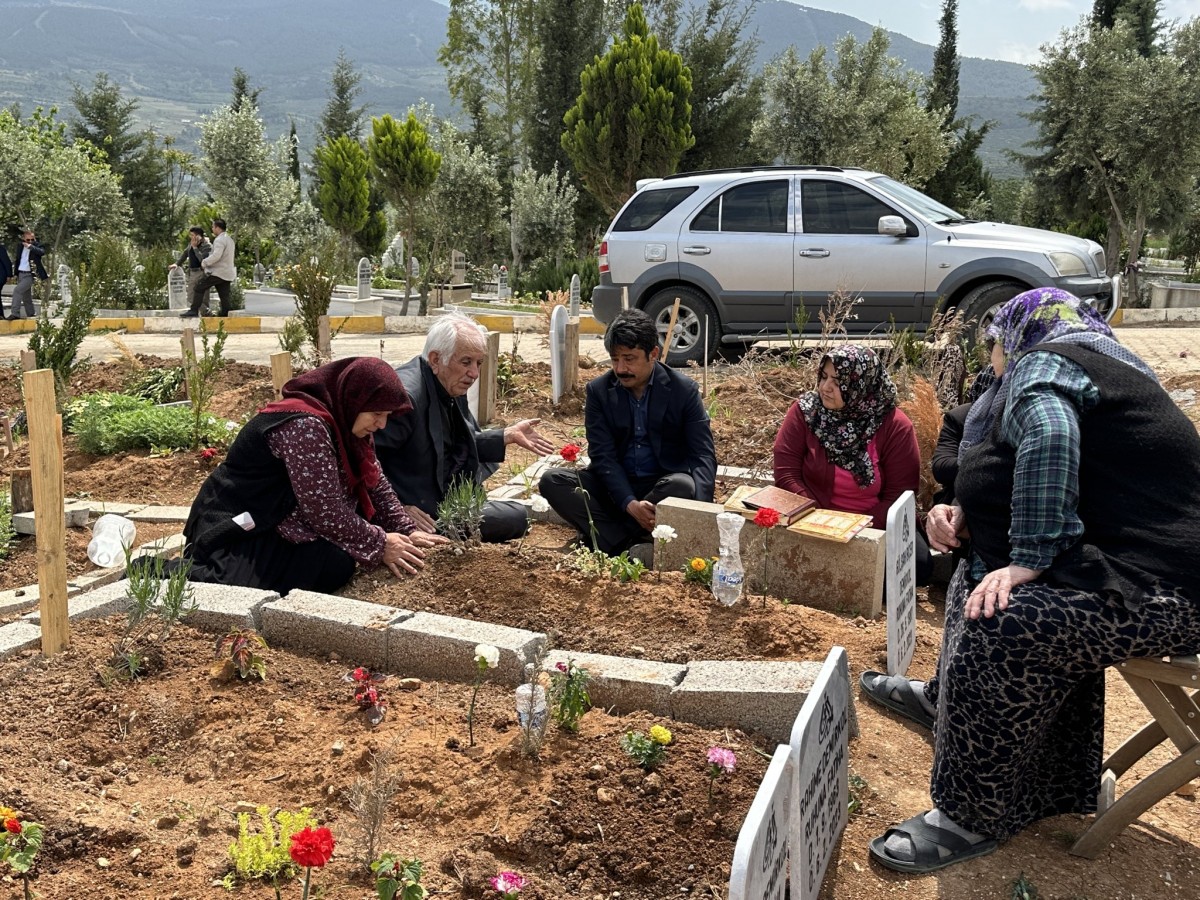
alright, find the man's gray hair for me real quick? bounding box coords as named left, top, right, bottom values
left=422, top=313, right=487, bottom=361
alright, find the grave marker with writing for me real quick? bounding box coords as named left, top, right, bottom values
left=569, top=273, right=581, bottom=316
left=549, top=305, right=568, bottom=404
left=497, top=267, right=511, bottom=300
left=789, top=646, right=850, bottom=900
left=451, top=250, right=467, bottom=285
left=729, top=744, right=793, bottom=900
left=357, top=257, right=373, bottom=300
left=57, top=264, right=72, bottom=307
left=167, top=268, right=188, bottom=310
left=885, top=491, right=917, bottom=676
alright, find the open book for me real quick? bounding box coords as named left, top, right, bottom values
left=723, top=484, right=873, bottom=542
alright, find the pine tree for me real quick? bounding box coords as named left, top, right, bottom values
left=288, top=121, right=301, bottom=185
left=231, top=68, right=262, bottom=112
left=562, top=3, right=694, bottom=216
left=314, top=135, right=370, bottom=247
left=70, top=73, right=172, bottom=246
left=317, top=49, right=368, bottom=143
left=368, top=113, right=441, bottom=304
left=926, top=0, right=960, bottom=124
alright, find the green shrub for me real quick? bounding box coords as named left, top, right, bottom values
left=128, top=367, right=185, bottom=405
left=514, top=256, right=598, bottom=302
left=68, top=392, right=231, bottom=454
left=228, top=806, right=315, bottom=884
left=0, top=489, right=16, bottom=561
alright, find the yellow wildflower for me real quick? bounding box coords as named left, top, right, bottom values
left=690, top=557, right=707, bottom=572
left=649, top=725, right=673, bottom=745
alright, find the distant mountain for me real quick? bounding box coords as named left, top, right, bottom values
left=0, top=0, right=1036, bottom=178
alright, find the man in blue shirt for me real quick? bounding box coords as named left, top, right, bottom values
left=539, top=309, right=716, bottom=555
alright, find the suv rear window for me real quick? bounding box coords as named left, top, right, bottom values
left=612, top=186, right=698, bottom=232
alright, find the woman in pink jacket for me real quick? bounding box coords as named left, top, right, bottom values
left=773, top=344, right=931, bottom=583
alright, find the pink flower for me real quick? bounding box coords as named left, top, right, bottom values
left=352, top=667, right=369, bottom=682
left=707, top=746, right=736, bottom=774
left=555, top=662, right=568, bottom=673
left=491, top=870, right=528, bottom=898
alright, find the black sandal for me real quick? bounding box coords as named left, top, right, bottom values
left=869, top=812, right=998, bottom=874
left=859, top=670, right=936, bottom=729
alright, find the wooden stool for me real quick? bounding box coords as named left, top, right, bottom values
left=1071, top=654, right=1200, bottom=858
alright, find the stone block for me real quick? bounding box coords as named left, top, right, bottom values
left=183, top=584, right=279, bottom=634
left=0, top=621, right=42, bottom=660
left=672, top=659, right=824, bottom=743
left=127, top=506, right=192, bottom=523
left=78, top=501, right=146, bottom=516
left=129, top=532, right=186, bottom=561
left=12, top=505, right=91, bottom=535
left=22, top=581, right=134, bottom=624
left=261, top=591, right=411, bottom=670
left=387, top=613, right=546, bottom=686
left=542, top=649, right=686, bottom=717
left=655, top=497, right=885, bottom=618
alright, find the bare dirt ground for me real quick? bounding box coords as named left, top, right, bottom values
left=1, top=348, right=1198, bottom=899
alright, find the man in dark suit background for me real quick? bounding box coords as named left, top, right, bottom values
left=7, top=228, right=45, bottom=320
left=375, top=314, right=554, bottom=543
left=539, top=308, right=716, bottom=555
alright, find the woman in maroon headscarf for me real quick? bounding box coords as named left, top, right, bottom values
left=181, top=357, right=446, bottom=593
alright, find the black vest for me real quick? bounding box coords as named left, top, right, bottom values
left=183, top=411, right=309, bottom=557
left=956, top=343, right=1200, bottom=607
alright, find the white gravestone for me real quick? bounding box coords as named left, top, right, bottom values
left=569, top=273, right=581, bottom=316
left=549, top=304, right=568, bottom=404
left=497, top=268, right=511, bottom=300
left=790, top=646, right=850, bottom=900
left=57, top=264, right=72, bottom=307
left=382, top=234, right=404, bottom=272
left=357, top=257, right=373, bottom=300
left=886, top=491, right=918, bottom=676
left=167, top=267, right=189, bottom=310
left=253, top=262, right=267, bottom=286
left=728, top=744, right=793, bottom=900
left=451, top=250, right=467, bottom=286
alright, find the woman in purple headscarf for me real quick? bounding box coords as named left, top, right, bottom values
left=864, top=288, right=1200, bottom=873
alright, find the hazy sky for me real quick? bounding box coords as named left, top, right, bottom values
left=795, top=0, right=1200, bottom=63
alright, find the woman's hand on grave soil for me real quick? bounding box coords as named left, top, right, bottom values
left=403, top=505, right=439, bottom=533
left=408, top=530, right=449, bottom=549
left=383, top=532, right=428, bottom=577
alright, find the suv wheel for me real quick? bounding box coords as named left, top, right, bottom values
left=958, top=281, right=1025, bottom=346
left=643, top=287, right=719, bottom=367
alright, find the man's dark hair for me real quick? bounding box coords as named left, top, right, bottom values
left=604, top=308, right=659, bottom=356
left=188, top=226, right=205, bottom=237
left=212, top=218, right=227, bottom=230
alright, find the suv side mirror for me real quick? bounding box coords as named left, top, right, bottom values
left=878, top=215, right=908, bottom=237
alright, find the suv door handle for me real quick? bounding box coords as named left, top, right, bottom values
left=798, top=248, right=830, bottom=258
left=682, top=246, right=711, bottom=255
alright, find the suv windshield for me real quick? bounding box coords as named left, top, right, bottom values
left=868, top=176, right=964, bottom=223
left=612, top=186, right=698, bottom=232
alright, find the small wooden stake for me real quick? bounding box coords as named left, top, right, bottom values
left=270, top=351, right=293, bottom=401
left=0, top=415, right=12, bottom=457
left=317, top=315, right=332, bottom=361
left=20, top=349, right=37, bottom=372
left=22, top=369, right=69, bottom=656
left=477, top=330, right=501, bottom=426
left=11, top=467, right=33, bottom=513
left=564, top=318, right=580, bottom=396
left=180, top=327, right=197, bottom=401
left=660, top=298, right=682, bottom=365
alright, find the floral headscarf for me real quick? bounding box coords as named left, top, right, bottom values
left=986, top=287, right=1112, bottom=369
left=796, top=345, right=898, bottom=486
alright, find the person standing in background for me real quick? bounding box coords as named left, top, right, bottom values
left=170, top=226, right=212, bottom=315
left=8, top=228, right=47, bottom=320
left=183, top=218, right=235, bottom=317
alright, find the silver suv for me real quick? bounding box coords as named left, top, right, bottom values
left=591, top=166, right=1115, bottom=365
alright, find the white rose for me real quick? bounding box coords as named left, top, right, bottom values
left=530, top=495, right=550, bottom=513
left=475, top=644, right=500, bottom=669
left=652, top=524, right=677, bottom=542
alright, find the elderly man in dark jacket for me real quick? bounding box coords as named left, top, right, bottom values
left=375, top=314, right=554, bottom=542
left=539, top=309, right=716, bottom=555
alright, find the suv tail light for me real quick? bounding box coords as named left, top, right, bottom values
left=599, top=241, right=609, bottom=275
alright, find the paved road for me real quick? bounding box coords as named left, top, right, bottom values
left=0, top=322, right=1197, bottom=376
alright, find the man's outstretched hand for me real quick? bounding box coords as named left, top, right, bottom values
left=504, top=419, right=556, bottom=456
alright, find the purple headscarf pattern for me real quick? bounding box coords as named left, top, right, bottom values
left=796, top=345, right=898, bottom=486
left=986, top=287, right=1112, bottom=369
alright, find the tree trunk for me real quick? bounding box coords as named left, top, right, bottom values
left=1106, top=215, right=1121, bottom=277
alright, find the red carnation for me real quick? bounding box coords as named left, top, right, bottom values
left=754, top=507, right=781, bottom=528
left=289, top=825, right=335, bottom=869
left=560, top=443, right=580, bottom=462
left=4, top=817, right=20, bottom=834
left=352, top=666, right=369, bottom=682
left=200, top=447, right=218, bottom=461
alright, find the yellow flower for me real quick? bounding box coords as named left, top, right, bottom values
left=690, top=557, right=707, bottom=572
left=649, top=725, right=673, bottom=745
left=0, top=806, right=17, bottom=820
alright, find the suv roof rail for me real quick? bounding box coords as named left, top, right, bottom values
left=662, top=165, right=853, bottom=180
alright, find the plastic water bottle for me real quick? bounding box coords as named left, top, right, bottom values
left=515, top=684, right=548, bottom=730
left=87, top=514, right=137, bottom=568
left=712, top=511, right=746, bottom=606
